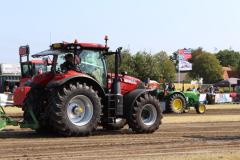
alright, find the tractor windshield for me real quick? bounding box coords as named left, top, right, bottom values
left=55, top=49, right=107, bottom=86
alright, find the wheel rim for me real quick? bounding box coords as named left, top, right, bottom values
left=199, top=104, right=205, bottom=113
left=140, top=104, right=157, bottom=126
left=66, top=95, right=93, bottom=126
left=172, top=99, right=183, bottom=111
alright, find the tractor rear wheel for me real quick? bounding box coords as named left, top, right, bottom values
left=49, top=83, right=101, bottom=136
left=127, top=94, right=162, bottom=133
left=169, top=94, right=186, bottom=114
left=102, top=118, right=127, bottom=130
left=195, top=103, right=206, bottom=114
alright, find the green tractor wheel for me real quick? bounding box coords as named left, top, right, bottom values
left=169, top=94, right=186, bottom=114
left=195, top=103, right=206, bottom=114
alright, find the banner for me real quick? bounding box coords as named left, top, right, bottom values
left=0, top=64, right=21, bottom=75
left=178, top=49, right=192, bottom=60
left=179, top=60, right=192, bottom=71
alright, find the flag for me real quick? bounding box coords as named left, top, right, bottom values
left=178, top=49, right=192, bottom=60
left=179, top=60, right=192, bottom=71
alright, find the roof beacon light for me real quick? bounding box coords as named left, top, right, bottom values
left=74, top=39, right=78, bottom=44
left=104, top=35, right=108, bottom=47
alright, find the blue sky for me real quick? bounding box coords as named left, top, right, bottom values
left=0, top=0, right=240, bottom=63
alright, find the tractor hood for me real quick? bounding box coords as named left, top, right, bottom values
left=108, top=73, right=142, bottom=95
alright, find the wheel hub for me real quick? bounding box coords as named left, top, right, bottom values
left=73, top=106, right=84, bottom=115
left=173, top=99, right=183, bottom=110
left=140, top=104, right=157, bottom=126
left=199, top=104, right=205, bottom=113
left=66, top=95, right=93, bottom=126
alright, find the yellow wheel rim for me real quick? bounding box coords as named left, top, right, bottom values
left=199, top=104, right=206, bottom=113
left=172, top=99, right=183, bottom=111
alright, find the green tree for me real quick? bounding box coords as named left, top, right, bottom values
left=107, top=49, right=176, bottom=83
left=237, top=60, right=240, bottom=73
left=106, top=49, right=135, bottom=75
left=170, top=50, right=178, bottom=64
left=190, top=49, right=223, bottom=84
left=132, top=51, right=159, bottom=81
left=216, top=49, right=240, bottom=68
left=188, top=47, right=204, bottom=63
left=154, top=51, right=176, bottom=82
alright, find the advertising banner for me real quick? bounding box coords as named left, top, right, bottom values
left=0, top=64, right=21, bottom=75
left=178, top=49, right=192, bottom=60
left=179, top=60, right=192, bottom=71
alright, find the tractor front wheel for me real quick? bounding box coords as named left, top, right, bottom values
left=195, top=103, right=206, bottom=114
left=49, top=83, right=101, bottom=136
left=127, top=94, right=162, bottom=133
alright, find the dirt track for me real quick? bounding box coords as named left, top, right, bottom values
left=0, top=105, right=240, bottom=160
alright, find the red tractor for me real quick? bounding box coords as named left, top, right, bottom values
left=13, top=45, right=46, bottom=106
left=3, top=38, right=162, bottom=136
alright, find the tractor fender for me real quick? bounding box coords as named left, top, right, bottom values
left=46, top=75, right=106, bottom=99
left=166, top=91, right=187, bottom=101
left=123, top=88, right=157, bottom=114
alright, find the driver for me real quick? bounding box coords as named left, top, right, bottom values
left=60, top=54, right=76, bottom=71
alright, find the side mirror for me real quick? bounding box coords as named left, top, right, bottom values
left=121, top=71, right=127, bottom=76
left=19, top=45, right=30, bottom=56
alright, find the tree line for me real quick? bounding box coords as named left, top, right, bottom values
left=106, top=48, right=240, bottom=84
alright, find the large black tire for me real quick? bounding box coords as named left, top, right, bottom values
left=126, top=94, right=162, bottom=133
left=23, top=88, right=50, bottom=133
left=168, top=93, right=186, bottom=114
left=49, top=83, right=101, bottom=136
left=102, top=118, right=127, bottom=130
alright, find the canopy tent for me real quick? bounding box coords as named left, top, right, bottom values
left=213, top=78, right=240, bottom=87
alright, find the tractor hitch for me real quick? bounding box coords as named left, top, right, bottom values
left=0, top=106, right=39, bottom=130
left=0, top=106, right=18, bottom=130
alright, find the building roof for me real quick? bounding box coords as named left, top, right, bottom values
left=222, top=66, right=240, bottom=80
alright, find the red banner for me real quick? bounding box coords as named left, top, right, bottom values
left=178, top=49, right=192, bottom=60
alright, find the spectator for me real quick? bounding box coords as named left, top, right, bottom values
left=197, top=87, right=201, bottom=92
left=168, top=83, right=175, bottom=91
left=209, top=85, right=214, bottom=94
left=192, top=87, right=196, bottom=92
left=5, top=85, right=10, bottom=93
left=12, top=85, right=18, bottom=93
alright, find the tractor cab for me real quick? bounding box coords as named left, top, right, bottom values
left=32, top=40, right=108, bottom=87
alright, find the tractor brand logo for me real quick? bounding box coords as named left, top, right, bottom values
left=124, top=78, right=136, bottom=84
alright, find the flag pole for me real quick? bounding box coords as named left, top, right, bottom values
left=178, top=50, right=180, bottom=90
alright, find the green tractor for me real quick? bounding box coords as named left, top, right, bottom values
left=183, top=91, right=206, bottom=114
left=154, top=89, right=206, bottom=114
left=147, top=82, right=206, bottom=114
